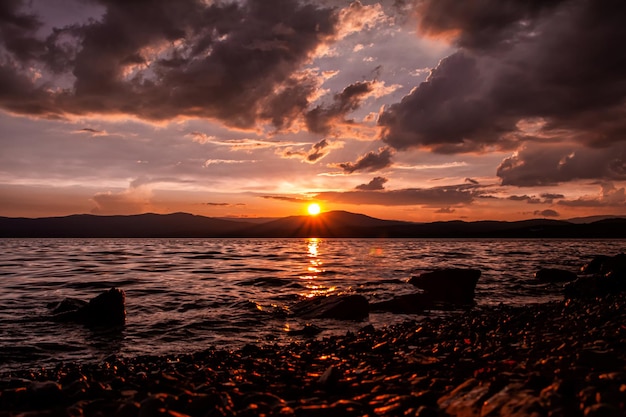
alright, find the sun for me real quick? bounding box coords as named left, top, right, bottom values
left=307, top=203, right=321, bottom=216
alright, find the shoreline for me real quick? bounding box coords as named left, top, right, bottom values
left=2, top=293, right=626, bottom=416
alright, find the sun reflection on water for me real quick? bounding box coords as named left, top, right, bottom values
left=300, top=238, right=335, bottom=298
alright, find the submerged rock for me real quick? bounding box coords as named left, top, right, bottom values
left=535, top=268, right=578, bottom=283
left=409, top=268, right=481, bottom=304
left=50, top=288, right=126, bottom=327
left=291, top=294, right=368, bottom=320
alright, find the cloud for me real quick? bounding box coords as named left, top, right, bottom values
left=393, top=161, right=468, bottom=170
left=203, top=159, right=249, bottom=167
left=335, top=1, right=387, bottom=39
left=305, top=81, right=374, bottom=134
left=379, top=0, right=626, bottom=154
left=187, top=132, right=300, bottom=151
left=334, top=146, right=394, bottom=174
left=278, top=138, right=343, bottom=164
left=508, top=195, right=541, bottom=204
left=315, top=183, right=477, bottom=207
left=203, top=202, right=245, bottom=207
left=91, top=184, right=152, bottom=215
left=435, top=207, right=455, bottom=214
left=73, top=127, right=108, bottom=136
left=261, top=195, right=310, bottom=203
left=0, top=0, right=352, bottom=130
left=533, top=209, right=560, bottom=218
left=497, top=143, right=626, bottom=186
left=558, top=182, right=626, bottom=207
left=540, top=193, right=564, bottom=200
left=356, top=176, right=388, bottom=190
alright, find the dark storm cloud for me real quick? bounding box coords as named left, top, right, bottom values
left=305, top=81, right=374, bottom=134
left=497, top=144, right=626, bottom=186
left=379, top=0, right=626, bottom=154
left=316, top=183, right=477, bottom=206
left=0, top=0, right=339, bottom=128
left=0, top=0, right=45, bottom=61
left=356, top=176, right=388, bottom=190
left=335, top=147, right=393, bottom=174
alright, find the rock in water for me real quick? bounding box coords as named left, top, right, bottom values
left=370, top=293, right=430, bottom=314
left=535, top=268, right=578, bottom=283
left=291, top=294, right=369, bottom=320
left=581, top=253, right=626, bottom=276
left=409, top=268, right=481, bottom=304
left=50, top=288, right=126, bottom=327
left=566, top=253, right=626, bottom=298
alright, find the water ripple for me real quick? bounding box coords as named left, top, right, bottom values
left=0, top=237, right=624, bottom=373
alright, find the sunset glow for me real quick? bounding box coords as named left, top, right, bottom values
left=0, top=0, right=623, bottom=221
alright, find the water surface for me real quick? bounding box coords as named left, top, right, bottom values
left=0, top=238, right=623, bottom=372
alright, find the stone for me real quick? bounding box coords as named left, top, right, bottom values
left=286, top=323, right=323, bottom=336
left=50, top=288, right=126, bottom=327
left=291, top=294, right=368, bottom=320
left=370, top=293, right=430, bottom=314
left=409, top=268, right=481, bottom=304
left=581, top=254, right=626, bottom=275
left=565, top=254, right=626, bottom=297
left=535, top=268, right=578, bottom=283
left=437, top=378, right=490, bottom=417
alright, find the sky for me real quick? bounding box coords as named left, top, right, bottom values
left=0, top=0, right=625, bottom=221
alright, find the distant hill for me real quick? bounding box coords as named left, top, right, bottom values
left=0, top=211, right=625, bottom=238
left=566, top=215, right=625, bottom=224
left=0, top=212, right=253, bottom=238
left=244, top=210, right=408, bottom=238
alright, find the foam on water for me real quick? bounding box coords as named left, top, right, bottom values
left=0, top=238, right=623, bottom=372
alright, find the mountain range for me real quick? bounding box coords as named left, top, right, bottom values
left=1, top=211, right=625, bottom=238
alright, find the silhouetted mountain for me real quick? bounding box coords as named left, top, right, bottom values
left=566, top=215, right=624, bottom=224
left=0, top=212, right=253, bottom=238
left=245, top=210, right=408, bottom=237
left=1, top=211, right=625, bottom=238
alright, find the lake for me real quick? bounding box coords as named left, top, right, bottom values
left=0, top=238, right=623, bottom=373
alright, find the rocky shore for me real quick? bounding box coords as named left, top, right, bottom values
left=2, top=290, right=626, bottom=417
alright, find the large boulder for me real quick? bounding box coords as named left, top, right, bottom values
left=409, top=268, right=481, bottom=304
left=291, top=294, right=368, bottom=320
left=565, top=254, right=626, bottom=298
left=49, top=288, right=126, bottom=327
left=535, top=268, right=577, bottom=283
left=580, top=254, right=626, bottom=276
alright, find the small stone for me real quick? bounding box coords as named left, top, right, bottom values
left=584, top=403, right=621, bottom=417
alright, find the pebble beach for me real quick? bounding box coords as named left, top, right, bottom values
left=2, top=290, right=626, bottom=417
